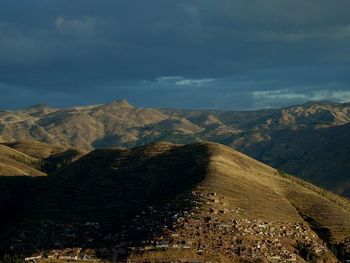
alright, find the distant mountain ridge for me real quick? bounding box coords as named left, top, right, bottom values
left=0, top=100, right=349, bottom=197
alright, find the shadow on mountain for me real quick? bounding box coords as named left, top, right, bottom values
left=0, top=176, right=42, bottom=229
left=0, top=143, right=210, bottom=261
left=240, top=123, right=350, bottom=198
left=40, top=148, right=83, bottom=174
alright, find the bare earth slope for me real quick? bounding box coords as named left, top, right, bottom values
left=1, top=142, right=349, bottom=262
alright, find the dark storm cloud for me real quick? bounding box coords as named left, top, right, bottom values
left=1, top=0, right=350, bottom=109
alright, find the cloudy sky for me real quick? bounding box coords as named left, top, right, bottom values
left=1, top=0, right=350, bottom=110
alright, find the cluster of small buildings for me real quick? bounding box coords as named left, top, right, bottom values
left=24, top=248, right=100, bottom=262
left=129, top=191, right=329, bottom=262
left=15, top=190, right=331, bottom=262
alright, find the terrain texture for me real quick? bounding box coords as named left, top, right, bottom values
left=0, top=141, right=349, bottom=262
left=0, top=100, right=349, bottom=197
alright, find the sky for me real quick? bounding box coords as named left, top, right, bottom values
left=1, top=0, right=350, bottom=110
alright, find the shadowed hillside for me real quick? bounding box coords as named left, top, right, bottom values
left=0, top=142, right=349, bottom=262
left=1, top=140, right=85, bottom=175
left=242, top=123, right=350, bottom=197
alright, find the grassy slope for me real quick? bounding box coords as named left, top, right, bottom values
left=3, top=140, right=86, bottom=174
left=201, top=143, right=350, bottom=243
left=6, top=142, right=350, bottom=243
left=4, top=140, right=70, bottom=159
left=240, top=123, right=350, bottom=197
left=0, top=144, right=45, bottom=176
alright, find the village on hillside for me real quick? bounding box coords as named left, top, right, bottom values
left=16, top=190, right=333, bottom=263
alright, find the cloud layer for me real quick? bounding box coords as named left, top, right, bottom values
left=1, top=0, right=350, bottom=109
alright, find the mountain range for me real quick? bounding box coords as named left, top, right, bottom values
left=1, top=100, right=349, bottom=197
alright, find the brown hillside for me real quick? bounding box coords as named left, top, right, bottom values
left=4, top=140, right=71, bottom=159
left=0, top=144, right=44, bottom=176
left=1, top=142, right=349, bottom=262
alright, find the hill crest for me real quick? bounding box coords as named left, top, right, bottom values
left=1, top=141, right=350, bottom=261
